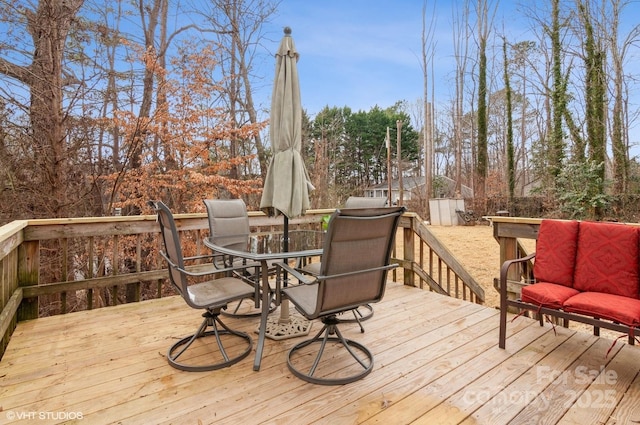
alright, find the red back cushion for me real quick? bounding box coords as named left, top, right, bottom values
left=533, top=220, right=579, bottom=287
left=573, top=221, right=640, bottom=298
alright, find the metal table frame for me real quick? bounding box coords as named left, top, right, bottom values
left=204, top=232, right=323, bottom=371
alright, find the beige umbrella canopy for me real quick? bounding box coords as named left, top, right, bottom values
left=260, top=27, right=314, bottom=220
left=260, top=27, right=314, bottom=340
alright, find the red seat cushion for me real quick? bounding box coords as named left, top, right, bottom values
left=521, top=282, right=580, bottom=309
left=533, top=220, right=579, bottom=287
left=564, top=292, right=640, bottom=327
left=573, top=221, right=640, bottom=298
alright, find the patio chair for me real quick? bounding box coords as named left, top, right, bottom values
left=278, top=206, right=405, bottom=385
left=149, top=200, right=254, bottom=371
left=301, top=196, right=388, bottom=331
left=204, top=198, right=276, bottom=317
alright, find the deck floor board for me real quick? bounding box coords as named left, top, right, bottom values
left=1, top=282, right=638, bottom=424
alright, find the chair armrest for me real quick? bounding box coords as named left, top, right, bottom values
left=318, top=264, right=398, bottom=282
left=278, top=262, right=398, bottom=285
left=276, top=262, right=316, bottom=285
left=160, top=252, right=252, bottom=278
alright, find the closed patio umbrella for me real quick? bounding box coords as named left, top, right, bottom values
left=260, top=27, right=313, bottom=222
left=260, top=27, right=314, bottom=339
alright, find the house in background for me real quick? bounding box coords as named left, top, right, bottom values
left=364, top=175, right=473, bottom=205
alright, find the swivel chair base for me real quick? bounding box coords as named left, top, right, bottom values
left=168, top=309, right=252, bottom=372
left=286, top=315, right=373, bottom=385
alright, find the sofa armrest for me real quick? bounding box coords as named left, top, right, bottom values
left=499, top=252, right=536, bottom=349
left=499, top=252, right=536, bottom=299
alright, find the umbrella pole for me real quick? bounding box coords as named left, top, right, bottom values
left=265, top=216, right=313, bottom=340
left=283, top=215, right=289, bottom=253
left=280, top=215, right=291, bottom=323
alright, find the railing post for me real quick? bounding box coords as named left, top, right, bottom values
left=490, top=218, right=540, bottom=312
left=18, top=240, right=39, bottom=320
left=403, top=216, right=415, bottom=287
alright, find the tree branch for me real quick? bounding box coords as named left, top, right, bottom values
left=0, top=57, right=30, bottom=84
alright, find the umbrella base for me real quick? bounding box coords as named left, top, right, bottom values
left=263, top=315, right=312, bottom=340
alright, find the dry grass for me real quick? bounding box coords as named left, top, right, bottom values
left=426, top=224, right=506, bottom=308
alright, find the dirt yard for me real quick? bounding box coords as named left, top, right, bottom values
left=426, top=223, right=506, bottom=308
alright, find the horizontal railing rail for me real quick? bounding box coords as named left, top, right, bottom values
left=0, top=209, right=484, bottom=359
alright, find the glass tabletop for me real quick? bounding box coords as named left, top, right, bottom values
left=205, top=229, right=324, bottom=260
left=249, top=230, right=324, bottom=254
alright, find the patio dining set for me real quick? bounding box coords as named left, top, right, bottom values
left=148, top=198, right=405, bottom=386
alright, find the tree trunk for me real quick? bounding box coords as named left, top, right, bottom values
left=503, top=39, right=515, bottom=201
left=550, top=0, right=567, bottom=181
left=475, top=0, right=489, bottom=201
left=452, top=0, right=470, bottom=197
left=25, top=0, right=84, bottom=217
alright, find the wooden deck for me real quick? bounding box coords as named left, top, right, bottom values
left=1, top=282, right=639, bottom=425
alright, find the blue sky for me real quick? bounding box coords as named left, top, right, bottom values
left=254, top=0, right=640, bottom=156
left=256, top=0, right=530, bottom=117
left=265, top=0, right=433, bottom=115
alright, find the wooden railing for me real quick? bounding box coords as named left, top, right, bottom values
left=487, top=216, right=541, bottom=301
left=0, top=209, right=484, bottom=359
left=396, top=213, right=485, bottom=303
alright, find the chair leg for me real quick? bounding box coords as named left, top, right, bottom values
left=499, top=304, right=507, bottom=349
left=286, top=315, right=373, bottom=385
left=168, top=309, right=252, bottom=372
left=337, top=304, right=374, bottom=333
left=351, top=311, right=365, bottom=333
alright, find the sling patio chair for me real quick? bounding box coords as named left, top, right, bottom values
left=300, top=196, right=389, bottom=331
left=277, top=206, right=405, bottom=385
left=149, top=200, right=254, bottom=371
left=204, top=198, right=276, bottom=318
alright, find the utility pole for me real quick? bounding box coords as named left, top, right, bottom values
left=386, top=127, right=392, bottom=206
left=425, top=102, right=433, bottom=201
left=397, top=120, right=403, bottom=206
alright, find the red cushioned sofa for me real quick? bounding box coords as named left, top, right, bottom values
left=499, top=219, right=640, bottom=349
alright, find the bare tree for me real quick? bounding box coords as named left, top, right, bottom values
left=503, top=37, right=515, bottom=200
left=475, top=0, right=496, bottom=201
left=451, top=0, right=471, bottom=196
left=0, top=0, right=84, bottom=218
left=603, top=0, right=640, bottom=194
left=509, top=40, right=536, bottom=194
left=93, top=0, right=126, bottom=170
left=577, top=0, right=606, bottom=179
left=195, top=0, right=278, bottom=182
left=421, top=0, right=437, bottom=205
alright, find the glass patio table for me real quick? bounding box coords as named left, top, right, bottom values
left=204, top=229, right=324, bottom=371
